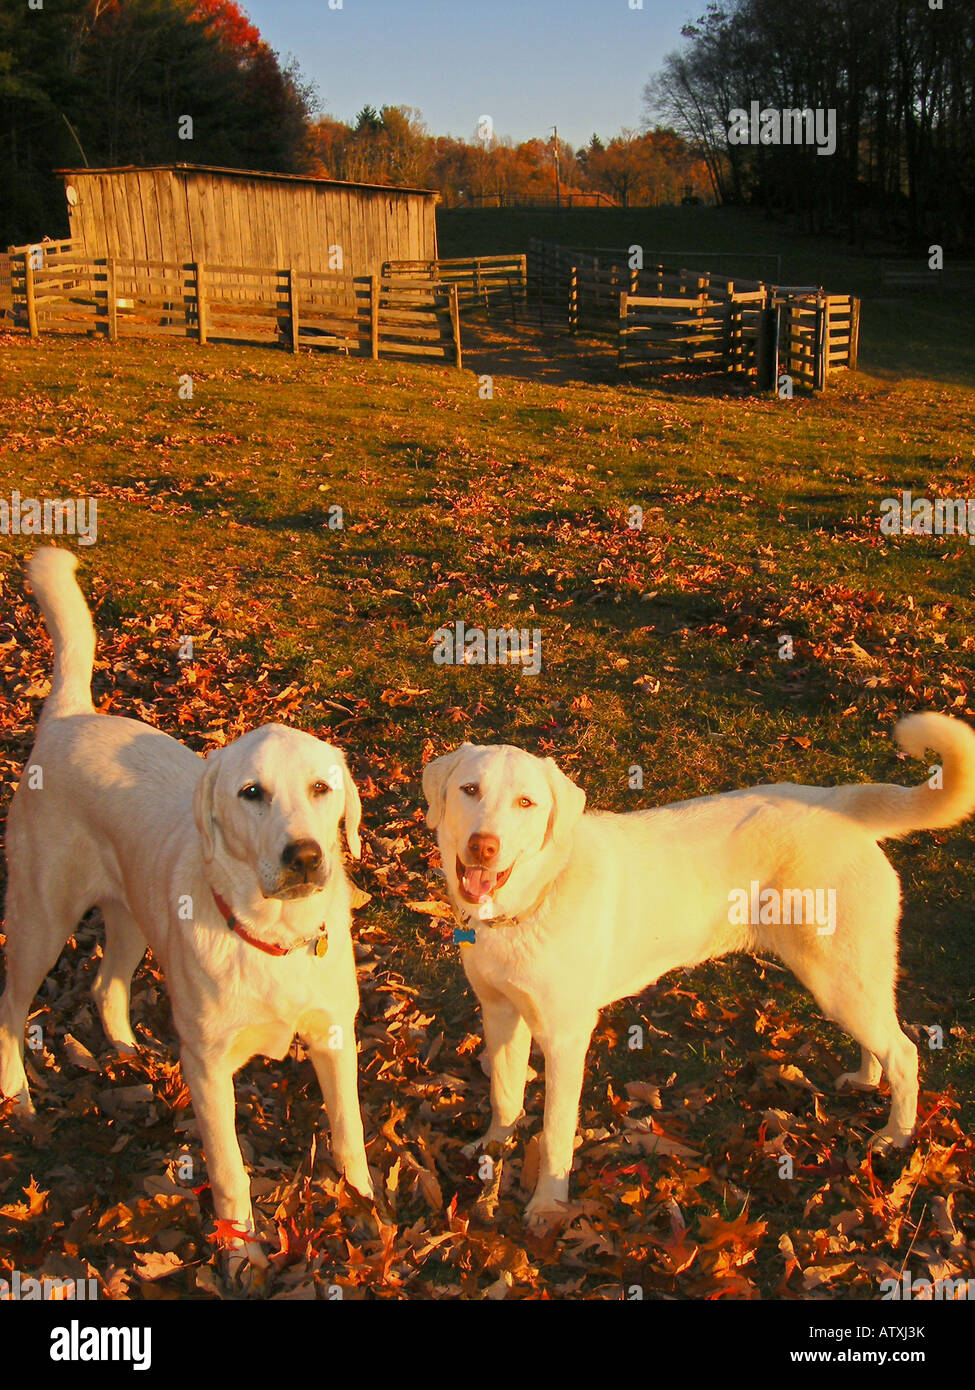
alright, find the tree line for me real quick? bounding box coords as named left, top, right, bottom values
left=304, top=109, right=710, bottom=210
left=647, top=0, right=975, bottom=249
left=0, top=0, right=708, bottom=248
left=6, top=0, right=963, bottom=251
left=0, top=0, right=314, bottom=248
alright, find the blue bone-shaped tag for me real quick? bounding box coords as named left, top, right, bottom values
left=453, top=927, right=476, bottom=945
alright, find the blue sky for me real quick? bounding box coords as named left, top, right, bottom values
left=241, top=0, right=701, bottom=150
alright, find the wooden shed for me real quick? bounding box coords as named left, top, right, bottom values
left=55, top=164, right=439, bottom=278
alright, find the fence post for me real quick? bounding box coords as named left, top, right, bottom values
left=618, top=291, right=628, bottom=372
left=756, top=306, right=776, bottom=391
left=24, top=252, right=38, bottom=339
left=288, top=268, right=300, bottom=353
left=849, top=298, right=860, bottom=369
left=196, top=262, right=208, bottom=345
left=448, top=284, right=462, bottom=369
left=370, top=275, right=379, bottom=360
left=106, top=257, right=118, bottom=342
left=773, top=302, right=784, bottom=389
left=724, top=299, right=735, bottom=376
left=815, top=294, right=826, bottom=389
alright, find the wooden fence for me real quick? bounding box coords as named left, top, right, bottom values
left=773, top=292, right=859, bottom=390
left=4, top=247, right=462, bottom=367
left=383, top=255, right=526, bottom=311
left=529, top=238, right=770, bottom=331
left=0, top=254, right=11, bottom=318
left=619, top=291, right=773, bottom=378
left=618, top=287, right=857, bottom=387
left=530, top=237, right=857, bottom=388
left=463, top=192, right=618, bottom=209
left=879, top=262, right=975, bottom=292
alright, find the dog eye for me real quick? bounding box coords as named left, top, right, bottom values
left=312, top=781, right=331, bottom=796
left=238, top=784, right=265, bottom=802
left=460, top=783, right=479, bottom=797
left=517, top=796, right=535, bottom=809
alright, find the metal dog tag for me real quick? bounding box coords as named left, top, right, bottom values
left=315, top=935, right=329, bottom=958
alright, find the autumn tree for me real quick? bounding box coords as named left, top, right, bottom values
left=0, top=0, right=315, bottom=246
left=646, top=0, right=975, bottom=246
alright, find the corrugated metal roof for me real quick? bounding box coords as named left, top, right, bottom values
left=54, top=163, right=438, bottom=198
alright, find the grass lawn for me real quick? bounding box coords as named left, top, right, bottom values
left=0, top=207, right=973, bottom=1298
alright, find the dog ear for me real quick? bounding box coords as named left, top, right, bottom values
left=337, top=755, right=362, bottom=860
left=422, top=744, right=474, bottom=830
left=193, top=751, right=222, bottom=863
left=542, top=757, right=586, bottom=849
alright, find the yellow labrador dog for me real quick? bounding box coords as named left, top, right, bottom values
left=0, top=549, right=373, bottom=1263
left=423, top=721, right=975, bottom=1225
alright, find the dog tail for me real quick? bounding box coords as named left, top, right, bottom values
left=27, top=547, right=96, bottom=720
left=834, top=712, right=975, bottom=838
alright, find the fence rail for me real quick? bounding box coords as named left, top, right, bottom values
left=528, top=238, right=770, bottom=334
left=879, top=262, right=975, bottom=292
left=460, top=193, right=618, bottom=209
left=773, top=292, right=859, bottom=389
left=619, top=290, right=774, bottom=379
left=532, top=237, right=856, bottom=388
left=383, top=255, right=526, bottom=311
left=4, top=250, right=462, bottom=367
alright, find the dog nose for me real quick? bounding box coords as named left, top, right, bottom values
left=467, top=833, right=500, bottom=865
left=281, top=839, right=323, bottom=874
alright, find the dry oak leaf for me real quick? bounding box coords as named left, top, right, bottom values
left=62, top=1033, right=101, bottom=1072
left=406, top=900, right=454, bottom=921
left=134, top=1250, right=186, bottom=1282
left=623, top=1117, right=699, bottom=1158
left=802, top=1260, right=856, bottom=1290
left=0, top=1176, right=49, bottom=1221
left=698, top=1211, right=768, bottom=1256
left=625, top=1081, right=663, bottom=1109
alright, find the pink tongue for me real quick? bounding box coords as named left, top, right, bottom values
left=463, top=867, right=497, bottom=901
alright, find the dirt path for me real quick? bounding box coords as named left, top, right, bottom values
left=458, top=309, right=618, bottom=387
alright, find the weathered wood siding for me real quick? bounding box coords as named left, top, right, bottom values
left=61, top=167, right=438, bottom=279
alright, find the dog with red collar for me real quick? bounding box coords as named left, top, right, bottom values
left=0, top=549, right=373, bottom=1267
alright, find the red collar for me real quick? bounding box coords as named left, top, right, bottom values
left=211, top=888, right=328, bottom=957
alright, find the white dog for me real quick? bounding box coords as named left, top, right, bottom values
left=0, top=549, right=374, bottom=1264
left=423, top=720, right=975, bottom=1224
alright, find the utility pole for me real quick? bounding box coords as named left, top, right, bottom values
left=551, top=125, right=561, bottom=211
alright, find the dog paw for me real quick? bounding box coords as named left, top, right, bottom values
left=868, top=1124, right=914, bottom=1155
left=461, top=1135, right=501, bottom=1160
left=342, top=1168, right=375, bottom=1203
left=462, top=1121, right=522, bottom=1159
left=524, top=1196, right=570, bottom=1231
left=0, top=1088, right=37, bottom=1125
left=835, top=1070, right=880, bottom=1093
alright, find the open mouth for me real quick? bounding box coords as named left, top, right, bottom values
left=455, top=856, right=513, bottom=904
